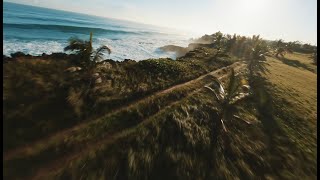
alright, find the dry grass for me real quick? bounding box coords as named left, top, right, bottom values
left=265, top=53, right=316, bottom=130
left=262, top=53, right=317, bottom=176
left=277, top=52, right=317, bottom=73
left=4, top=62, right=245, bottom=180
left=3, top=50, right=317, bottom=179
left=30, top=56, right=318, bottom=179
left=47, top=90, right=262, bottom=180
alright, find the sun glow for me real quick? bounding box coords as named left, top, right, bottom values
left=237, top=0, right=268, bottom=12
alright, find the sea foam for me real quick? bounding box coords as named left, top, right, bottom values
left=3, top=2, right=190, bottom=61
left=3, top=36, right=189, bottom=61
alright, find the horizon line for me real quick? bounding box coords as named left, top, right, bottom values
left=3, top=1, right=317, bottom=45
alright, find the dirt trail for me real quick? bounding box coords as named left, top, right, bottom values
left=30, top=61, right=247, bottom=180
left=4, top=62, right=246, bottom=162
left=31, top=91, right=195, bottom=180
left=4, top=62, right=245, bottom=179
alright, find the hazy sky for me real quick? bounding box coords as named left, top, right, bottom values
left=5, top=0, right=317, bottom=44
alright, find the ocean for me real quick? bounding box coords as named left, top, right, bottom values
left=3, top=2, right=191, bottom=61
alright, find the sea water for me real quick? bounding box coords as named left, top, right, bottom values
left=3, top=2, right=191, bottom=61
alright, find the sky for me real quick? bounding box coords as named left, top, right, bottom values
left=5, top=0, right=317, bottom=45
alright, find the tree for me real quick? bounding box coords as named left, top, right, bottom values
left=236, top=36, right=247, bottom=57
left=64, top=33, right=112, bottom=117
left=205, top=69, right=251, bottom=132
left=225, top=33, right=237, bottom=52
left=211, top=31, right=225, bottom=49
left=251, top=35, right=261, bottom=47
left=247, top=43, right=269, bottom=79
left=64, top=32, right=111, bottom=70
left=275, top=39, right=293, bottom=58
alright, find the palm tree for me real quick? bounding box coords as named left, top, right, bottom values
left=64, top=33, right=112, bottom=114
left=247, top=43, right=269, bottom=78
left=64, top=32, right=111, bottom=70
left=205, top=69, right=251, bottom=132
left=275, top=47, right=286, bottom=57
left=211, top=31, right=225, bottom=49
left=225, top=33, right=237, bottom=52
left=236, top=36, right=247, bottom=57
left=275, top=39, right=293, bottom=58
left=251, top=35, right=261, bottom=47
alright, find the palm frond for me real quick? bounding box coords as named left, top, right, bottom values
left=64, top=37, right=89, bottom=52
left=211, top=77, right=225, bottom=96
left=229, top=92, right=250, bottom=105
left=227, top=69, right=240, bottom=97
left=204, top=86, right=222, bottom=101
left=233, top=115, right=252, bottom=124
left=91, top=45, right=112, bottom=62
left=220, top=118, right=227, bottom=132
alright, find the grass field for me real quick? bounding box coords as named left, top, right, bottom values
left=3, top=50, right=317, bottom=179
left=41, top=52, right=318, bottom=179
left=263, top=52, right=317, bottom=175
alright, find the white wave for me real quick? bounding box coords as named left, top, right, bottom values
left=3, top=40, right=67, bottom=56
left=3, top=35, right=190, bottom=61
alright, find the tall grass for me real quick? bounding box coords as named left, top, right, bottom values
left=3, top=48, right=233, bottom=151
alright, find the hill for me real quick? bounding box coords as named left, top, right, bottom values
left=3, top=33, right=317, bottom=179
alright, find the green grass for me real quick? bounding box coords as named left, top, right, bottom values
left=3, top=43, right=317, bottom=179
left=262, top=53, right=317, bottom=175
left=42, top=88, right=276, bottom=179
left=3, top=47, right=233, bottom=151
left=4, top=60, right=237, bottom=179
left=46, top=53, right=316, bottom=179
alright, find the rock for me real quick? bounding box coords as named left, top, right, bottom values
left=65, top=66, right=82, bottom=72
left=123, top=59, right=136, bottom=63
left=92, top=73, right=100, bottom=77
left=50, top=53, right=69, bottom=59
left=95, top=77, right=102, bottom=84
left=192, top=34, right=214, bottom=44
left=159, top=45, right=189, bottom=58
left=10, top=51, right=26, bottom=58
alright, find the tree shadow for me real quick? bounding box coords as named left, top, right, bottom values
left=249, top=74, right=316, bottom=177
left=250, top=76, right=282, bottom=138
left=277, top=57, right=315, bottom=73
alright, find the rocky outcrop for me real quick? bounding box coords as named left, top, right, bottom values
left=10, top=52, right=31, bottom=59
left=191, top=34, right=214, bottom=44
left=159, top=43, right=213, bottom=58
left=159, top=45, right=189, bottom=57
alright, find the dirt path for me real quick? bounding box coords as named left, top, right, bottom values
left=4, top=61, right=245, bottom=161
left=5, top=62, right=247, bottom=180
left=30, top=61, right=247, bottom=180
left=31, top=91, right=195, bottom=180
